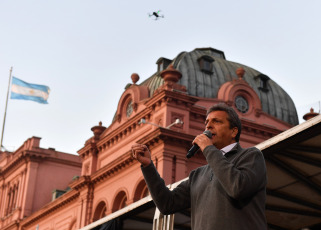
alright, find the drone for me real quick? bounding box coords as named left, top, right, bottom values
left=148, top=10, right=164, bottom=20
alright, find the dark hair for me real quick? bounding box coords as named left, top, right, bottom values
left=206, top=103, right=242, bottom=142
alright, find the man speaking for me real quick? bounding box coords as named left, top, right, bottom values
left=131, top=103, right=267, bottom=229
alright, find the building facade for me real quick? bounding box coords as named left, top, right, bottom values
left=0, top=47, right=299, bottom=230
left=0, top=137, right=81, bottom=230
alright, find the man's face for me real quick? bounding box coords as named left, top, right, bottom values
left=205, top=110, right=238, bottom=149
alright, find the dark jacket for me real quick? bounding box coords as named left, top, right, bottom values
left=142, top=143, right=267, bottom=230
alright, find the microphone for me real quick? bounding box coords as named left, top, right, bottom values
left=186, top=130, right=212, bottom=158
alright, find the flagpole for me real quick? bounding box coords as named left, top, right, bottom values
left=1, top=67, right=13, bottom=151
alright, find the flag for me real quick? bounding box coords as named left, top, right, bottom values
left=10, top=77, right=50, bottom=104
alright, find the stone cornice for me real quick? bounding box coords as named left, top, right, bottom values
left=0, top=151, right=36, bottom=176
left=90, top=152, right=135, bottom=184
left=137, top=127, right=194, bottom=147
left=241, top=118, right=283, bottom=137
left=1, top=150, right=81, bottom=176
left=145, top=89, right=199, bottom=110
left=77, top=142, right=98, bottom=160
left=69, top=155, right=135, bottom=196
left=189, top=104, right=207, bottom=116
left=44, top=155, right=82, bottom=167
left=20, top=189, right=80, bottom=227
left=69, top=175, right=92, bottom=191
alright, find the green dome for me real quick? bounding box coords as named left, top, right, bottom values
left=140, top=47, right=298, bottom=126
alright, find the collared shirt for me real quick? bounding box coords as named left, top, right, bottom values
left=221, top=142, right=237, bottom=155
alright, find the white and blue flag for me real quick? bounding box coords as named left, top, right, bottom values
left=10, top=77, right=50, bottom=104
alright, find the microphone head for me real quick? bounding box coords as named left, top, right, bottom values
left=203, top=130, right=212, bottom=138
left=186, top=130, right=213, bottom=159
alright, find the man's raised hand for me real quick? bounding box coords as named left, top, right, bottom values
left=131, top=143, right=152, bottom=167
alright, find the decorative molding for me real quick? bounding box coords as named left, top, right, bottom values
left=136, top=128, right=194, bottom=151
left=70, top=176, right=92, bottom=191
left=241, top=118, right=281, bottom=137
left=91, top=154, right=135, bottom=184
left=19, top=189, right=80, bottom=227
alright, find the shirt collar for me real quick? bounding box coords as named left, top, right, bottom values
left=221, top=142, right=237, bottom=155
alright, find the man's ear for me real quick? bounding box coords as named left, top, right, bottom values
left=231, top=127, right=238, bottom=139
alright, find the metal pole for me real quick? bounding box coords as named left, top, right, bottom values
left=1, top=67, right=13, bottom=151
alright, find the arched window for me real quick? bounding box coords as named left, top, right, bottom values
left=112, top=191, right=128, bottom=212
left=133, top=180, right=149, bottom=202
left=141, top=186, right=149, bottom=198
left=93, top=201, right=107, bottom=221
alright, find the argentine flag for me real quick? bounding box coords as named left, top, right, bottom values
left=10, top=77, right=50, bottom=104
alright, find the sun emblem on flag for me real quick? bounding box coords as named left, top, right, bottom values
left=29, top=89, right=35, bottom=95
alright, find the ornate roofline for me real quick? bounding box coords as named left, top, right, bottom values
left=1, top=150, right=81, bottom=176
left=78, top=89, right=199, bottom=159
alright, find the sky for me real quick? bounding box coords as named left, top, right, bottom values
left=0, top=0, right=320, bottom=154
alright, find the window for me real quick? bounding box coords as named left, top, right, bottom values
left=133, top=180, right=149, bottom=202
left=257, top=74, right=270, bottom=92
left=126, top=100, right=133, bottom=117
left=198, top=55, right=214, bottom=74
left=156, top=57, right=172, bottom=72
left=112, top=191, right=128, bottom=212
left=6, top=183, right=19, bottom=215
left=93, top=201, right=107, bottom=221
left=235, top=96, right=249, bottom=113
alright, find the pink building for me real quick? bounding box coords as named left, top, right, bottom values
left=0, top=137, right=81, bottom=230
left=0, top=48, right=300, bottom=229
